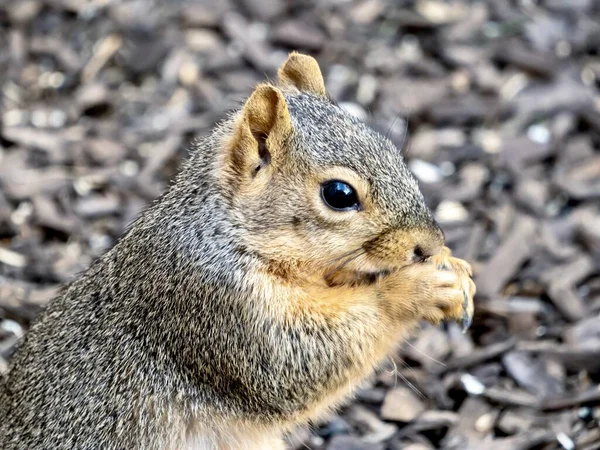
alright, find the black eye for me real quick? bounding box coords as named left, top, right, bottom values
left=321, top=180, right=360, bottom=211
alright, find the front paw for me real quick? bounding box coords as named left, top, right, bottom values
left=392, top=247, right=475, bottom=331
left=429, top=247, right=475, bottom=331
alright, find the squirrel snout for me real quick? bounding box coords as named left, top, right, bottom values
left=364, top=225, right=444, bottom=268
left=412, top=239, right=443, bottom=263
left=412, top=245, right=429, bottom=262
left=412, top=225, right=445, bottom=262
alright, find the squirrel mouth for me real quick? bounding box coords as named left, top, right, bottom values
left=323, top=251, right=405, bottom=287
left=324, top=268, right=392, bottom=287
left=358, top=268, right=392, bottom=279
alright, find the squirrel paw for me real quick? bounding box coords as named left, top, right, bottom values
left=429, top=247, right=475, bottom=332
left=394, top=247, right=475, bottom=332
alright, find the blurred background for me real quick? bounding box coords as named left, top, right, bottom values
left=1, top=0, right=600, bottom=449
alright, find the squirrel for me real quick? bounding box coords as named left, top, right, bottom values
left=0, top=52, right=475, bottom=450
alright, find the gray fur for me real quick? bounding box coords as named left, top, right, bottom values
left=285, top=93, right=432, bottom=228
left=0, top=90, right=434, bottom=449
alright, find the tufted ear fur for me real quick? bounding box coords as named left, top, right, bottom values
left=278, top=52, right=327, bottom=97
left=228, top=84, right=292, bottom=181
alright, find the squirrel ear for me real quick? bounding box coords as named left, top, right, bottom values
left=229, top=84, right=292, bottom=177
left=278, top=52, right=327, bottom=97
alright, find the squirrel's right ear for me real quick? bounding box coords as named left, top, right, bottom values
left=278, top=52, right=327, bottom=97
left=227, top=84, right=292, bottom=179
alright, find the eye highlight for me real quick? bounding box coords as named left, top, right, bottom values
left=321, top=180, right=361, bottom=211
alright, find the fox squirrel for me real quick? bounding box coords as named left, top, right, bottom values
left=0, top=52, right=475, bottom=450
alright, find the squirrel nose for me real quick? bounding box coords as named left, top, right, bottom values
left=412, top=243, right=440, bottom=262
left=363, top=223, right=445, bottom=265
left=412, top=226, right=444, bottom=262
left=413, top=245, right=427, bottom=262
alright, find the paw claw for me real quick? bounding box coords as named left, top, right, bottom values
left=461, top=310, right=472, bottom=333
left=461, top=291, right=472, bottom=332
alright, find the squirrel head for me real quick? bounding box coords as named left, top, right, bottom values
left=216, top=52, right=444, bottom=284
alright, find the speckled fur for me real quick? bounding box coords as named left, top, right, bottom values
left=0, top=54, right=474, bottom=450
left=285, top=93, right=430, bottom=227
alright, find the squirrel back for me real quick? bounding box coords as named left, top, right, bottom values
left=1, top=53, right=474, bottom=450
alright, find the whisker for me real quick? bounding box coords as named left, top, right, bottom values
left=399, top=115, right=410, bottom=154
left=385, top=114, right=401, bottom=140
left=323, top=247, right=366, bottom=280
left=386, top=356, right=426, bottom=400
left=403, top=339, right=447, bottom=367
left=397, top=356, right=429, bottom=398
left=290, top=427, right=313, bottom=450
left=334, top=250, right=366, bottom=271
left=326, top=246, right=364, bottom=266
left=390, top=356, right=398, bottom=390
left=399, top=372, right=426, bottom=400
left=324, top=251, right=366, bottom=280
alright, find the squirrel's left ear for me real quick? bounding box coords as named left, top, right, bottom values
left=227, top=84, right=292, bottom=180
left=278, top=52, right=327, bottom=97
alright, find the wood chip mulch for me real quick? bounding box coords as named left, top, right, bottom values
left=1, top=1, right=599, bottom=449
